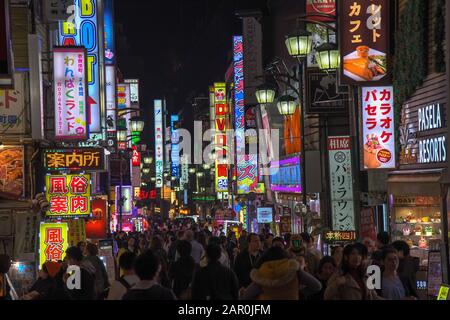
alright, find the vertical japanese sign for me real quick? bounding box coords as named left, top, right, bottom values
left=59, top=0, right=101, bottom=133
left=362, top=86, right=395, bottom=169
left=117, top=83, right=131, bottom=150
left=68, top=219, right=86, bottom=247
left=328, top=137, right=355, bottom=231
left=106, top=65, right=116, bottom=152
left=131, top=146, right=140, bottom=167
left=104, top=0, right=115, bottom=65
left=243, top=18, right=263, bottom=105
left=0, top=147, right=24, bottom=199
left=155, top=100, right=163, bottom=188
left=46, top=174, right=91, bottom=217
left=360, top=207, right=377, bottom=242
left=53, top=47, right=88, bottom=140
left=116, top=186, right=132, bottom=215
left=214, top=82, right=228, bottom=193
left=339, top=0, right=390, bottom=85
left=306, top=0, right=336, bottom=22
left=180, top=157, right=189, bottom=191
left=171, top=115, right=180, bottom=178
left=43, top=0, right=71, bottom=21
left=0, top=0, right=13, bottom=86
left=0, top=73, right=26, bottom=134
left=124, top=79, right=139, bottom=104
left=39, top=223, right=68, bottom=268
left=86, top=199, right=107, bottom=239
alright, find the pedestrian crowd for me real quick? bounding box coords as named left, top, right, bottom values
left=0, top=220, right=420, bottom=301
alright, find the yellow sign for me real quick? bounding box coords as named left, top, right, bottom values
left=39, top=223, right=69, bottom=269
left=46, top=174, right=91, bottom=217
left=437, top=285, right=449, bottom=300
left=68, top=219, right=86, bottom=247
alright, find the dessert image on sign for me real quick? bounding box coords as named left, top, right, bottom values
left=364, top=134, right=392, bottom=169
left=343, top=46, right=387, bottom=81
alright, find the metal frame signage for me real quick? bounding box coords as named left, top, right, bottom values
left=361, top=86, right=395, bottom=169
left=124, top=79, right=139, bottom=104
left=339, top=0, right=390, bottom=85
left=53, top=47, right=88, bottom=140
left=328, top=136, right=355, bottom=231
left=44, top=148, right=105, bottom=172
left=306, top=69, right=347, bottom=114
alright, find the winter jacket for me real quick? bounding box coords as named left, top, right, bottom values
left=85, top=255, right=110, bottom=298
left=234, top=250, right=263, bottom=288
left=169, top=256, right=197, bottom=298
left=324, top=271, right=383, bottom=300
left=191, top=261, right=239, bottom=300
left=249, top=259, right=300, bottom=300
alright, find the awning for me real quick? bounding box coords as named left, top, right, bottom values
left=387, top=171, right=443, bottom=196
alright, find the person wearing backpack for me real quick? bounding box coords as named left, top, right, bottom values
left=191, top=243, right=239, bottom=300
left=107, top=252, right=139, bottom=300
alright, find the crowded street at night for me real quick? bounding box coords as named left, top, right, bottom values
left=1, top=0, right=450, bottom=311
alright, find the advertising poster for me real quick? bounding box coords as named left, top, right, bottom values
left=39, top=222, right=69, bottom=268
left=306, top=0, right=336, bottom=22
left=362, top=86, right=395, bottom=169
left=45, top=174, right=91, bottom=218
left=44, top=148, right=104, bottom=172
left=58, top=0, right=102, bottom=133
left=154, top=100, right=163, bottom=188
left=124, top=79, right=139, bottom=104
left=67, top=219, right=86, bottom=247
left=53, top=47, right=88, bottom=140
left=280, top=216, right=292, bottom=234
left=0, top=146, right=24, bottom=200
left=214, top=82, right=229, bottom=193
left=328, top=137, right=355, bottom=231
left=0, top=73, right=27, bottom=134
left=104, top=0, right=115, bottom=65
left=360, top=207, right=377, bottom=242
left=270, top=156, right=301, bottom=194
left=339, top=0, right=390, bottom=85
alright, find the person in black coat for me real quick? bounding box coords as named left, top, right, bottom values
left=234, top=233, right=263, bottom=289
left=191, top=243, right=239, bottom=300
left=64, top=247, right=96, bottom=300
left=168, top=240, right=196, bottom=299
left=391, top=241, right=419, bottom=298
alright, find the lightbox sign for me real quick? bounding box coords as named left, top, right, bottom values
left=339, top=0, right=390, bottom=85
left=155, top=100, right=163, bottom=188
left=171, top=115, right=180, bottom=178
left=106, top=65, right=116, bottom=132
left=117, top=83, right=131, bottom=149
left=306, top=0, right=336, bottom=22
left=104, top=0, right=115, bottom=65
left=39, top=222, right=68, bottom=269
left=116, top=186, right=132, bottom=215
left=362, top=86, right=395, bottom=169
left=270, top=157, right=301, bottom=193
left=1, top=73, right=27, bottom=134
left=214, top=82, right=228, bottom=193
left=124, top=79, right=139, bottom=104
left=131, top=146, right=140, bottom=167
left=59, top=0, right=101, bottom=133
left=86, top=199, right=107, bottom=239
left=46, top=174, right=91, bottom=218
left=418, top=104, right=446, bottom=164
left=44, top=148, right=105, bottom=171
left=328, top=137, right=355, bottom=231
left=53, top=47, right=88, bottom=140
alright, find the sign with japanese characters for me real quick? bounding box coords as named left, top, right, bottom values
left=106, top=66, right=116, bottom=132
left=306, top=0, right=336, bottom=22
left=43, top=0, right=71, bottom=21
left=243, top=17, right=263, bottom=105
left=214, top=82, right=229, bottom=193
left=306, top=69, right=347, bottom=114
left=45, top=174, right=91, bottom=218
left=39, top=222, right=68, bottom=268
left=115, top=186, right=132, bottom=215
left=67, top=219, right=86, bottom=247
left=117, top=83, right=131, bottom=149
left=307, top=23, right=336, bottom=69
left=104, top=0, right=115, bottom=65
left=0, top=146, right=24, bottom=200
left=0, top=73, right=27, bottom=134
left=328, top=137, right=355, bottom=231
left=44, top=148, right=104, bottom=172
left=131, top=146, right=140, bottom=167
left=171, top=115, right=180, bottom=178
left=86, top=199, right=107, bottom=239
left=339, top=0, right=390, bottom=84
left=155, top=100, right=163, bottom=188
left=53, top=47, right=88, bottom=140
left=124, top=79, right=139, bottom=104
left=59, top=0, right=102, bottom=133
left=362, top=86, right=395, bottom=169
left=324, top=230, right=357, bottom=243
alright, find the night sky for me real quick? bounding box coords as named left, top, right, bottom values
left=115, top=0, right=267, bottom=145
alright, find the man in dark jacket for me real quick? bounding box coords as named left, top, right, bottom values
left=168, top=240, right=196, bottom=298
left=234, top=233, right=263, bottom=289
left=64, top=246, right=96, bottom=300
left=392, top=240, right=419, bottom=297
left=192, top=243, right=239, bottom=300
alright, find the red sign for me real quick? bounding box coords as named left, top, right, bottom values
left=360, top=208, right=377, bottom=242
left=328, top=137, right=351, bottom=151
left=131, top=146, right=140, bottom=167
left=85, top=199, right=107, bottom=239
left=339, top=0, right=390, bottom=85
left=306, top=0, right=336, bottom=22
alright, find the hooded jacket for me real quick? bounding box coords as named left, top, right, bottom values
left=249, top=259, right=300, bottom=300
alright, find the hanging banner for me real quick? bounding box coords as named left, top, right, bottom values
left=14, top=210, right=38, bottom=260
left=0, top=73, right=27, bottom=134
left=59, top=0, right=101, bottom=133
left=243, top=18, right=263, bottom=105
left=360, top=207, right=377, bottom=242
left=124, top=79, right=139, bottom=104
left=171, top=115, right=180, bottom=178
left=155, top=100, right=163, bottom=188
left=362, top=86, right=395, bottom=169
left=46, top=174, right=91, bottom=218
left=67, top=219, right=86, bottom=247
left=339, top=0, right=390, bottom=85
left=39, top=222, right=69, bottom=268
left=44, top=148, right=105, bottom=172
left=131, top=146, right=140, bottom=167
left=104, top=0, right=115, bottom=65
left=328, top=137, right=355, bottom=231
left=85, top=199, right=106, bottom=237
left=117, top=83, right=131, bottom=150
left=214, top=82, right=228, bottom=193
left=0, top=146, right=24, bottom=200
left=43, top=0, right=71, bottom=22
left=306, top=0, right=336, bottom=22
left=53, top=47, right=88, bottom=140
